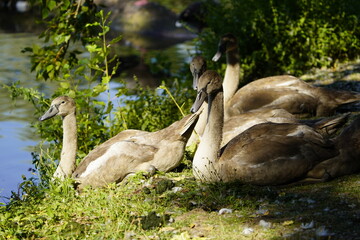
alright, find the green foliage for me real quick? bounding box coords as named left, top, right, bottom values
left=199, top=0, right=360, bottom=83
left=116, top=81, right=194, bottom=132
left=23, top=0, right=99, bottom=81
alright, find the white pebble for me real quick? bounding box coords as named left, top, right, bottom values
left=172, top=187, right=183, bottom=193
left=316, top=226, right=333, bottom=237
left=301, top=220, right=314, bottom=229
left=242, top=227, right=254, bottom=235
left=218, top=208, right=233, bottom=215
left=259, top=219, right=271, bottom=228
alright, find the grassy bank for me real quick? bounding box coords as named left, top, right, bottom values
left=1, top=167, right=359, bottom=239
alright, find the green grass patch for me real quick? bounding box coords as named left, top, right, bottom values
left=1, top=167, right=359, bottom=239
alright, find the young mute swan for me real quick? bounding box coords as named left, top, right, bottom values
left=212, top=33, right=360, bottom=119
left=189, top=56, right=350, bottom=147
left=186, top=56, right=209, bottom=147
left=39, top=96, right=200, bottom=189
left=191, top=70, right=360, bottom=185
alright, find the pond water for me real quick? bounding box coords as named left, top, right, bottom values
left=0, top=33, right=40, bottom=203
left=0, top=15, right=195, bottom=203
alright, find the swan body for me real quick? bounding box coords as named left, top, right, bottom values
left=40, top=96, right=200, bottom=189
left=191, top=70, right=360, bottom=185
left=222, top=108, right=349, bottom=147
left=188, top=56, right=349, bottom=147
left=213, top=33, right=360, bottom=118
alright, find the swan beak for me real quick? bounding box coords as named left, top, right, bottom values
left=191, top=89, right=207, bottom=113
left=212, top=51, right=222, bottom=62
left=39, top=105, right=59, bottom=121
left=212, top=43, right=226, bottom=62
left=192, top=70, right=200, bottom=90
left=175, top=21, right=183, bottom=28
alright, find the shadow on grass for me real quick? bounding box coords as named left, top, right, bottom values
left=154, top=173, right=360, bottom=239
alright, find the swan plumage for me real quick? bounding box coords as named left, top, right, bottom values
left=213, top=33, right=360, bottom=118
left=191, top=70, right=360, bottom=185
left=40, top=96, right=200, bottom=189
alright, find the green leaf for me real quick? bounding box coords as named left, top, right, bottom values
left=60, top=82, right=70, bottom=89
left=101, top=76, right=110, bottom=84
left=105, top=102, right=113, bottom=114
left=47, top=0, right=57, bottom=11
left=109, top=35, right=123, bottom=45
left=46, top=65, right=54, bottom=72
left=86, top=44, right=100, bottom=53
left=42, top=8, right=49, bottom=19
left=93, top=84, right=107, bottom=96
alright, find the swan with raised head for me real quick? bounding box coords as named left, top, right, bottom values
left=213, top=33, right=360, bottom=119
left=39, top=96, right=200, bottom=189
left=191, top=70, right=360, bottom=184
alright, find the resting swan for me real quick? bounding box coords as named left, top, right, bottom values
left=39, top=96, right=200, bottom=189
left=191, top=70, right=360, bottom=184
left=189, top=56, right=350, bottom=147
left=213, top=33, right=360, bottom=119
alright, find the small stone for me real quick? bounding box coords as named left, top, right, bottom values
left=218, top=208, right=233, bottom=215
left=316, top=226, right=333, bottom=237
left=172, top=186, right=183, bottom=193
left=259, top=219, right=271, bottom=228
left=301, top=220, right=314, bottom=229
left=242, top=227, right=254, bottom=235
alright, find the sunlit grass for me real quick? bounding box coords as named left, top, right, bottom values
left=1, top=164, right=359, bottom=239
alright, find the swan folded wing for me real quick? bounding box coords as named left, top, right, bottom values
left=307, top=116, right=360, bottom=179
left=129, top=132, right=190, bottom=172
left=229, top=122, right=328, bottom=145
left=240, top=75, right=309, bottom=90
left=72, top=129, right=146, bottom=174
left=219, top=135, right=338, bottom=185
left=73, top=140, right=158, bottom=188
left=180, top=112, right=202, bottom=136
left=229, top=88, right=318, bottom=116
left=222, top=109, right=298, bottom=146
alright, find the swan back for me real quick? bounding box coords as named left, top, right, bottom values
left=72, top=113, right=200, bottom=189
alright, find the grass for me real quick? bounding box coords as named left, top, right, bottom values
left=1, top=165, right=359, bottom=239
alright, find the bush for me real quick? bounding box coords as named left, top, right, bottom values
left=199, top=0, right=360, bottom=83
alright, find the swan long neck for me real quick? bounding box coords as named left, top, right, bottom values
left=193, top=90, right=224, bottom=182
left=223, top=47, right=240, bottom=108
left=54, top=112, right=77, bottom=178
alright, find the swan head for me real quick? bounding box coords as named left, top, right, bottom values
left=39, top=96, right=76, bottom=121
left=212, top=33, right=238, bottom=62
left=191, top=70, right=223, bottom=113
left=190, top=56, right=207, bottom=90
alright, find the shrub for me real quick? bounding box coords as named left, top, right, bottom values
left=199, top=0, right=360, bottom=83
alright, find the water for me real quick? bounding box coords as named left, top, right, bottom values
left=0, top=33, right=39, bottom=202
left=0, top=19, right=195, bottom=203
